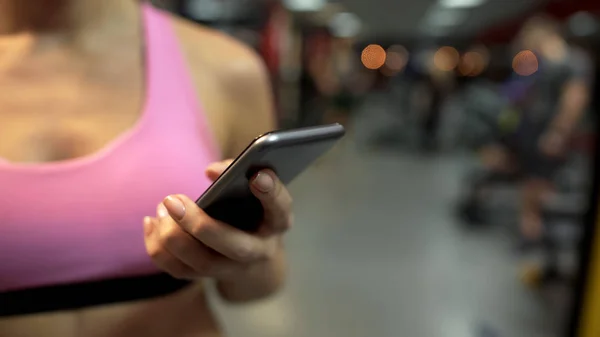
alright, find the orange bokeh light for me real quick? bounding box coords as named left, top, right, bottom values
left=459, top=51, right=486, bottom=77
left=512, top=50, right=538, bottom=76
left=361, top=44, right=387, bottom=70
left=433, top=46, right=460, bottom=72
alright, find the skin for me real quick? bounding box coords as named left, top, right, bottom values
left=0, top=0, right=290, bottom=336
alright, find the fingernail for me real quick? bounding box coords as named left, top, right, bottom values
left=157, top=203, right=169, bottom=218
left=143, top=216, right=154, bottom=236
left=253, top=172, right=274, bottom=193
left=164, top=196, right=186, bottom=220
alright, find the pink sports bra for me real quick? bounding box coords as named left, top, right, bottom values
left=0, top=4, right=219, bottom=314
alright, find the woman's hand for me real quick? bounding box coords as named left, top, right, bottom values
left=143, top=160, right=292, bottom=283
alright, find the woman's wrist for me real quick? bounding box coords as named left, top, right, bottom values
left=215, top=245, right=287, bottom=302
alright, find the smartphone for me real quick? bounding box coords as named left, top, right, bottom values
left=195, top=123, right=346, bottom=232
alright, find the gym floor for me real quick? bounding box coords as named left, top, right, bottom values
left=209, top=97, right=572, bottom=337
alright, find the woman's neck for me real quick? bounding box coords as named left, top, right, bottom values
left=0, top=0, right=134, bottom=35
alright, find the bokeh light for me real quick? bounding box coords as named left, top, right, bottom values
left=361, top=44, right=387, bottom=70
left=385, top=45, right=409, bottom=72
left=512, top=50, right=538, bottom=76
left=458, top=55, right=474, bottom=76
left=380, top=65, right=397, bottom=77
left=433, top=46, right=460, bottom=72
left=458, top=51, right=487, bottom=77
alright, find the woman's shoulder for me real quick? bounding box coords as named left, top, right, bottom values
left=164, top=12, right=275, bottom=156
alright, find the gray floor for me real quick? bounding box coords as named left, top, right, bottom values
left=209, top=109, right=570, bottom=337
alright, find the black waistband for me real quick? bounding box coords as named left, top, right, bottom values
left=0, top=273, right=191, bottom=317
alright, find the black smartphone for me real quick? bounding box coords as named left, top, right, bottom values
left=195, top=123, right=346, bottom=232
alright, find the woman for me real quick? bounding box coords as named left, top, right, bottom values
left=0, top=1, right=292, bottom=336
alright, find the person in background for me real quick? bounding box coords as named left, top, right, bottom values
left=413, top=67, right=454, bottom=152
left=417, top=72, right=444, bottom=152
left=0, top=1, right=293, bottom=336
left=480, top=15, right=592, bottom=278
left=316, top=37, right=372, bottom=127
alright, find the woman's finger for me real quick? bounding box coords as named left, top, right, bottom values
left=249, top=170, right=293, bottom=234
left=155, top=213, right=210, bottom=273
left=143, top=217, right=196, bottom=280
left=205, top=159, right=234, bottom=181
left=155, top=211, right=240, bottom=278
left=162, top=194, right=271, bottom=263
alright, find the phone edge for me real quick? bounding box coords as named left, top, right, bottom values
left=195, top=123, right=345, bottom=207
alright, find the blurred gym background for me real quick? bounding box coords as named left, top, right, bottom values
left=157, top=0, right=600, bottom=336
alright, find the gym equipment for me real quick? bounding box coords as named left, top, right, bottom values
left=455, top=141, right=593, bottom=288
left=458, top=82, right=513, bottom=150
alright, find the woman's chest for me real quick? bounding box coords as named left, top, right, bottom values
left=0, top=59, right=144, bottom=163
left=0, top=85, right=218, bottom=292
left=0, top=40, right=226, bottom=292
left=0, top=135, right=214, bottom=291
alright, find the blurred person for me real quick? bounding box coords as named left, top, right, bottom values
left=414, top=67, right=454, bottom=152
left=480, top=16, right=592, bottom=256
left=317, top=38, right=371, bottom=127
left=0, top=1, right=293, bottom=336
left=417, top=73, right=443, bottom=152
left=302, top=31, right=336, bottom=126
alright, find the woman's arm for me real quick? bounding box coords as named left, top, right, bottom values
left=172, top=18, right=287, bottom=302
left=212, top=50, right=288, bottom=302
